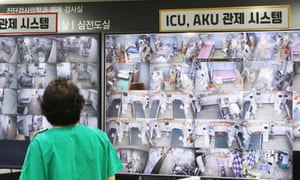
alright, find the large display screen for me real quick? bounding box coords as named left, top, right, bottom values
left=104, top=31, right=299, bottom=179
left=0, top=34, right=99, bottom=168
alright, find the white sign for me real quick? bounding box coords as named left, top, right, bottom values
left=159, top=5, right=290, bottom=32
left=0, top=12, right=57, bottom=34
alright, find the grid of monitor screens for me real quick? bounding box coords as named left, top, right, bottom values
left=0, top=34, right=99, bottom=143
left=104, top=31, right=299, bottom=179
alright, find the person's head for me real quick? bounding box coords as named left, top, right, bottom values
left=40, top=77, right=85, bottom=126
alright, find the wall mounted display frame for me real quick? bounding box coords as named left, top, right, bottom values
left=0, top=34, right=99, bottom=168
left=104, top=31, right=300, bottom=179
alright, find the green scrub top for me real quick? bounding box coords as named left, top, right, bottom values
left=20, top=125, right=124, bottom=180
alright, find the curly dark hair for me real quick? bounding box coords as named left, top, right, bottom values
left=40, top=77, right=85, bottom=126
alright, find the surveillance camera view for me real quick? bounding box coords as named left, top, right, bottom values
left=104, top=31, right=300, bottom=179
left=0, top=34, right=99, bottom=141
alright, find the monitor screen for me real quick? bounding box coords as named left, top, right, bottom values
left=104, top=31, right=296, bottom=179
left=0, top=34, right=99, bottom=168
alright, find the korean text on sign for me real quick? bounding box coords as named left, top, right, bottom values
left=0, top=13, right=57, bottom=34
left=159, top=5, right=290, bottom=32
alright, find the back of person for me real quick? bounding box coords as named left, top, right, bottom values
left=19, top=77, right=123, bottom=180
left=20, top=125, right=122, bottom=180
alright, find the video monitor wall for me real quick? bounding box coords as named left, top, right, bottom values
left=0, top=34, right=99, bottom=168
left=104, top=31, right=300, bottom=179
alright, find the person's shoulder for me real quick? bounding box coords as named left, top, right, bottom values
left=29, top=128, right=51, bottom=146
left=76, top=126, right=110, bottom=145
left=78, top=125, right=107, bottom=136
left=32, top=128, right=49, bottom=139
